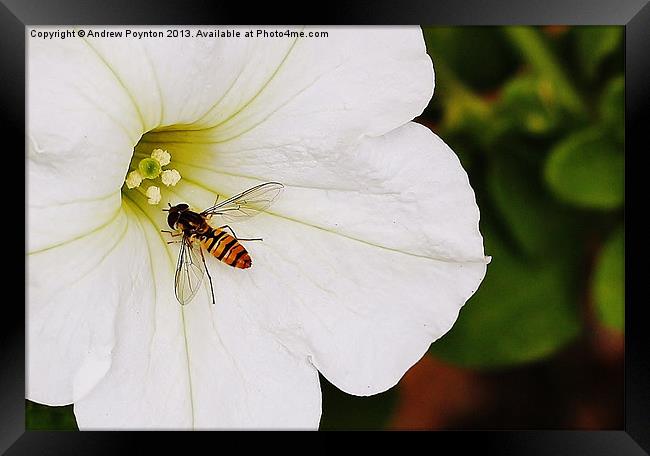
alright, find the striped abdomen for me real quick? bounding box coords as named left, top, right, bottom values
left=195, top=228, right=252, bottom=269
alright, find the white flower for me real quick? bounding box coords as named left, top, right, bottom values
left=27, top=26, right=488, bottom=430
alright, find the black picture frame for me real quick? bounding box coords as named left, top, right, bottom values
left=6, top=0, right=647, bottom=452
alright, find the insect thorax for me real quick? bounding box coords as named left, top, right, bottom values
left=177, top=211, right=210, bottom=234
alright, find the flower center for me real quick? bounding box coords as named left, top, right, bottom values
left=122, top=145, right=182, bottom=206
left=138, top=158, right=162, bottom=179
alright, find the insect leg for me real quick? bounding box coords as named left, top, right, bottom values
left=199, top=247, right=216, bottom=305
left=161, top=230, right=182, bottom=237
left=219, top=225, right=263, bottom=242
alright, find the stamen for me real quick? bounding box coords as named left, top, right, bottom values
left=123, top=147, right=180, bottom=206
left=146, top=185, right=162, bottom=205
left=125, top=170, right=143, bottom=189
left=151, top=148, right=171, bottom=166
left=161, top=169, right=182, bottom=187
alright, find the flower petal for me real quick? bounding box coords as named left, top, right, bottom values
left=88, top=26, right=432, bottom=138
left=72, top=200, right=320, bottom=429
left=27, top=207, right=137, bottom=405
left=202, top=26, right=432, bottom=141
left=28, top=31, right=142, bottom=250
left=83, top=29, right=287, bottom=131
left=163, top=122, right=487, bottom=395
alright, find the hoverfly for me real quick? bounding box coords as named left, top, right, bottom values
left=162, top=182, right=284, bottom=306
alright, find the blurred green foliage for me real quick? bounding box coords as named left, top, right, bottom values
left=575, top=27, right=624, bottom=78
left=545, top=127, right=624, bottom=208
left=27, top=26, right=624, bottom=430
left=319, top=375, right=398, bottom=430
left=26, top=400, right=77, bottom=430
left=593, top=226, right=624, bottom=330
left=424, top=25, right=624, bottom=369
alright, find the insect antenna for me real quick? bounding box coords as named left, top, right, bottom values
left=162, top=202, right=172, bottom=212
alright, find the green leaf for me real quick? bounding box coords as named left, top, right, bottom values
left=497, top=74, right=569, bottom=137
left=26, top=400, right=78, bottom=430
left=429, top=225, right=582, bottom=368
left=593, top=226, right=624, bottom=331
left=488, top=154, right=580, bottom=257
left=574, top=26, right=623, bottom=78
left=544, top=128, right=624, bottom=209
left=503, top=27, right=585, bottom=116
left=599, top=75, right=624, bottom=144
left=319, top=374, right=397, bottom=429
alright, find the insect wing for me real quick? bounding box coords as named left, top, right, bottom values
left=174, top=236, right=206, bottom=305
left=201, top=182, right=284, bottom=223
